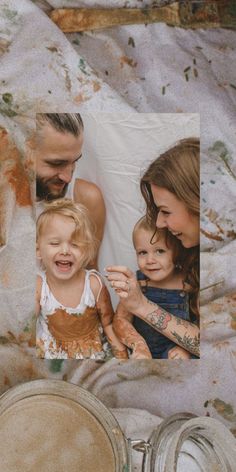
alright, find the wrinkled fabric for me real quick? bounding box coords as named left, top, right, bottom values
left=0, top=0, right=236, bottom=468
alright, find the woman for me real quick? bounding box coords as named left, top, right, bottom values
left=106, top=138, right=200, bottom=358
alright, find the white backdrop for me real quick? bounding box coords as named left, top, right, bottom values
left=78, top=113, right=200, bottom=306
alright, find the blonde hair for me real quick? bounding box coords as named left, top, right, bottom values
left=36, top=198, right=98, bottom=269
left=140, top=137, right=199, bottom=225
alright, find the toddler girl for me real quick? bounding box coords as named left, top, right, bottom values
left=36, top=198, right=127, bottom=359
left=113, top=216, right=198, bottom=359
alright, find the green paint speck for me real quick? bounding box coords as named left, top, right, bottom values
left=78, top=58, right=90, bottom=75
left=2, top=8, right=18, bottom=20
left=50, top=359, right=64, bottom=373
left=2, top=93, right=13, bottom=104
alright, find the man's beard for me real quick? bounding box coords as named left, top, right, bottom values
left=36, top=176, right=68, bottom=201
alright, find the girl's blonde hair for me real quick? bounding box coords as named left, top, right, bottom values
left=36, top=198, right=98, bottom=269
left=140, top=138, right=200, bottom=320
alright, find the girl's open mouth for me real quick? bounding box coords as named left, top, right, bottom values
left=55, top=261, right=73, bottom=272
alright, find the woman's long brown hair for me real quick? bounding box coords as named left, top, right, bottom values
left=140, top=138, right=200, bottom=320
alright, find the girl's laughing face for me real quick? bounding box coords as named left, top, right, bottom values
left=37, top=214, right=83, bottom=281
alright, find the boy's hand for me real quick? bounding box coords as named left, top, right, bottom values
left=168, top=345, right=191, bottom=360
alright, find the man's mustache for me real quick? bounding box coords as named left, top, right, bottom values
left=46, top=177, right=66, bottom=185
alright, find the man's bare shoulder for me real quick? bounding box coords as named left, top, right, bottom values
left=73, top=178, right=103, bottom=206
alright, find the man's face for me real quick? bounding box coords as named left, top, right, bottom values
left=36, top=123, right=84, bottom=200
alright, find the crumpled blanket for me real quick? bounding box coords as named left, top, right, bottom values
left=0, top=0, right=236, bottom=468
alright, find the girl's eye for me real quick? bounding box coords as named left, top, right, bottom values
left=156, top=249, right=165, bottom=254
left=71, top=243, right=78, bottom=248
left=50, top=242, right=59, bottom=246
left=138, top=251, right=147, bottom=256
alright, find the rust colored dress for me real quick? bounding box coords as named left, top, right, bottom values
left=36, top=270, right=109, bottom=359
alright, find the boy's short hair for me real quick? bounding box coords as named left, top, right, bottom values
left=36, top=198, right=98, bottom=269
left=132, top=215, right=186, bottom=269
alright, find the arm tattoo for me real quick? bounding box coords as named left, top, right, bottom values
left=171, top=331, right=200, bottom=357
left=146, top=308, right=171, bottom=331
left=145, top=299, right=199, bottom=355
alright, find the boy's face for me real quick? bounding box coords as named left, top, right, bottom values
left=37, top=214, right=84, bottom=281
left=134, top=227, right=175, bottom=285
left=36, top=123, right=83, bottom=200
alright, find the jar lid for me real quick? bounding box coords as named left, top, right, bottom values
left=141, top=412, right=236, bottom=471
left=0, top=379, right=129, bottom=472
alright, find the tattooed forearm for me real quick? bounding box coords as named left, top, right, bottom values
left=146, top=308, right=171, bottom=331
left=139, top=299, right=199, bottom=355
left=171, top=331, right=200, bottom=357
left=176, top=317, right=190, bottom=328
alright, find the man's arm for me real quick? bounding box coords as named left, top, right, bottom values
left=74, top=178, right=105, bottom=269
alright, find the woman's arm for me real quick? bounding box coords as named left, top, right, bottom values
left=106, top=266, right=200, bottom=357
left=113, top=303, right=152, bottom=359
left=96, top=283, right=128, bottom=359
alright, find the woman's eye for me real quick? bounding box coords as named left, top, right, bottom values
left=161, top=210, right=170, bottom=215
left=50, top=242, right=59, bottom=246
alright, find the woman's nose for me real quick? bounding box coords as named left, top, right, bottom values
left=156, top=211, right=167, bottom=229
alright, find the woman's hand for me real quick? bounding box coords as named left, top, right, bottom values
left=106, top=265, right=146, bottom=314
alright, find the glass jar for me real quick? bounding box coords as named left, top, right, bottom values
left=0, top=380, right=235, bottom=471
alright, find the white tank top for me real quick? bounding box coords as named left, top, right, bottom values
left=39, top=269, right=102, bottom=316
left=36, top=269, right=104, bottom=359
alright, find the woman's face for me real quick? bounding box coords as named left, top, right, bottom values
left=150, top=184, right=199, bottom=248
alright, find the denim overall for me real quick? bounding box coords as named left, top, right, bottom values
left=133, top=270, right=197, bottom=359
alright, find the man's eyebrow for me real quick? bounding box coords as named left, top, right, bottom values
left=45, top=154, right=82, bottom=165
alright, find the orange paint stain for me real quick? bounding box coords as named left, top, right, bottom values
left=74, top=93, right=91, bottom=104
left=0, top=127, right=32, bottom=207
left=120, top=55, right=137, bottom=68
left=200, top=228, right=224, bottom=241
left=92, top=80, right=101, bottom=93
left=1, top=271, right=10, bottom=287
left=4, top=375, right=10, bottom=387
left=5, top=159, right=32, bottom=207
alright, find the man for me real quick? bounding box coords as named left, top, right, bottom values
left=35, top=113, right=105, bottom=269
